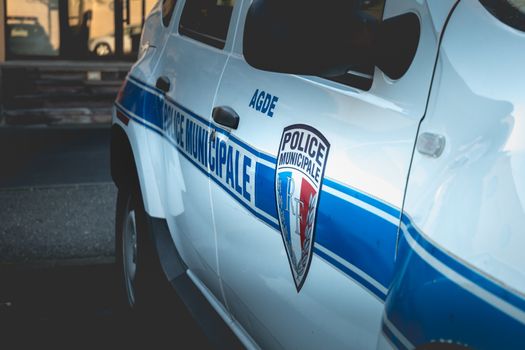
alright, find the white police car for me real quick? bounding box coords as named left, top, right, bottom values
left=111, top=0, right=525, bottom=348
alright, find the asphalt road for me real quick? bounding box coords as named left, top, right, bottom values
left=0, top=126, right=111, bottom=188
left=0, top=126, right=212, bottom=349
left=0, top=263, right=211, bottom=350
left=0, top=127, right=116, bottom=263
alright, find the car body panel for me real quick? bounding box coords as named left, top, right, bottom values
left=112, top=0, right=525, bottom=348
left=383, top=0, right=525, bottom=348
left=148, top=0, right=244, bottom=308
left=208, top=0, right=457, bottom=348
left=114, top=80, right=166, bottom=218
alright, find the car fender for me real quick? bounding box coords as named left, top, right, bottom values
left=111, top=106, right=165, bottom=219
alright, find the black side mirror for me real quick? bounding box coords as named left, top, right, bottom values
left=374, top=13, right=420, bottom=80
left=243, top=0, right=420, bottom=80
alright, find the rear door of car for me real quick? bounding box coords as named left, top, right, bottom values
left=209, top=0, right=458, bottom=348
left=153, top=0, right=240, bottom=305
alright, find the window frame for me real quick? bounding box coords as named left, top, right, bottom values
left=161, top=0, right=178, bottom=27
left=178, top=0, right=236, bottom=50
left=479, top=0, right=525, bottom=32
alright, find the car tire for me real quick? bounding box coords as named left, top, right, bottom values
left=94, top=42, right=112, bottom=56
left=115, top=184, right=164, bottom=311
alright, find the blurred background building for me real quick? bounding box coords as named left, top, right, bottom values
left=0, top=0, right=156, bottom=125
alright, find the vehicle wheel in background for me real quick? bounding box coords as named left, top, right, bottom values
left=94, top=42, right=112, bottom=56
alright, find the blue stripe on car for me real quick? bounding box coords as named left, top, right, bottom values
left=385, top=226, right=525, bottom=349
left=116, top=76, right=398, bottom=300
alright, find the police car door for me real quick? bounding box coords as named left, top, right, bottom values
left=155, top=0, right=239, bottom=304
left=209, top=0, right=458, bottom=349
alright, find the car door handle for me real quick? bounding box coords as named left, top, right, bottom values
left=156, top=76, right=171, bottom=93
left=212, top=106, right=240, bottom=130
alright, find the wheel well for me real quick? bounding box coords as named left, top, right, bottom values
left=111, top=124, right=138, bottom=191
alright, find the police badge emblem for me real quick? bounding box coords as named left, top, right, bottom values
left=275, top=124, right=330, bottom=291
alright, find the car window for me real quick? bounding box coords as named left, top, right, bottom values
left=327, top=0, right=386, bottom=90
left=480, top=0, right=525, bottom=31
left=179, top=0, right=236, bottom=49
left=162, top=0, right=178, bottom=27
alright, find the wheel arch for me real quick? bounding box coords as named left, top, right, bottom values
left=111, top=124, right=137, bottom=190
left=111, top=123, right=165, bottom=218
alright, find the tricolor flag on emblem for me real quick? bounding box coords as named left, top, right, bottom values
left=275, top=124, right=330, bottom=291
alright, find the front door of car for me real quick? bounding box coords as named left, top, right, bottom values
left=156, top=0, right=239, bottom=304
left=209, top=0, right=458, bottom=348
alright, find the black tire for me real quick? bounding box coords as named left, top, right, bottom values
left=94, top=42, right=112, bottom=56
left=115, top=184, right=164, bottom=311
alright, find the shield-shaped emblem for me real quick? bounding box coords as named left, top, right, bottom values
left=275, top=124, right=330, bottom=291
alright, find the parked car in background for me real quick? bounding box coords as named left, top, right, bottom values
left=111, top=0, right=525, bottom=348
left=89, top=25, right=142, bottom=56
left=6, top=16, right=56, bottom=57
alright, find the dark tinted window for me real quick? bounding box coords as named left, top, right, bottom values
left=162, top=0, right=177, bottom=27
left=480, top=0, right=525, bottom=31
left=327, top=0, right=386, bottom=90
left=179, top=0, right=236, bottom=49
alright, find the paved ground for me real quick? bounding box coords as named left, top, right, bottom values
left=0, top=126, right=212, bottom=349
left=0, top=127, right=111, bottom=188
left=0, top=183, right=116, bottom=263
left=0, top=127, right=116, bottom=263
left=0, top=264, right=211, bottom=350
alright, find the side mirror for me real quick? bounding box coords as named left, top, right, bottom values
left=374, top=13, right=420, bottom=80
left=243, top=0, right=420, bottom=80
